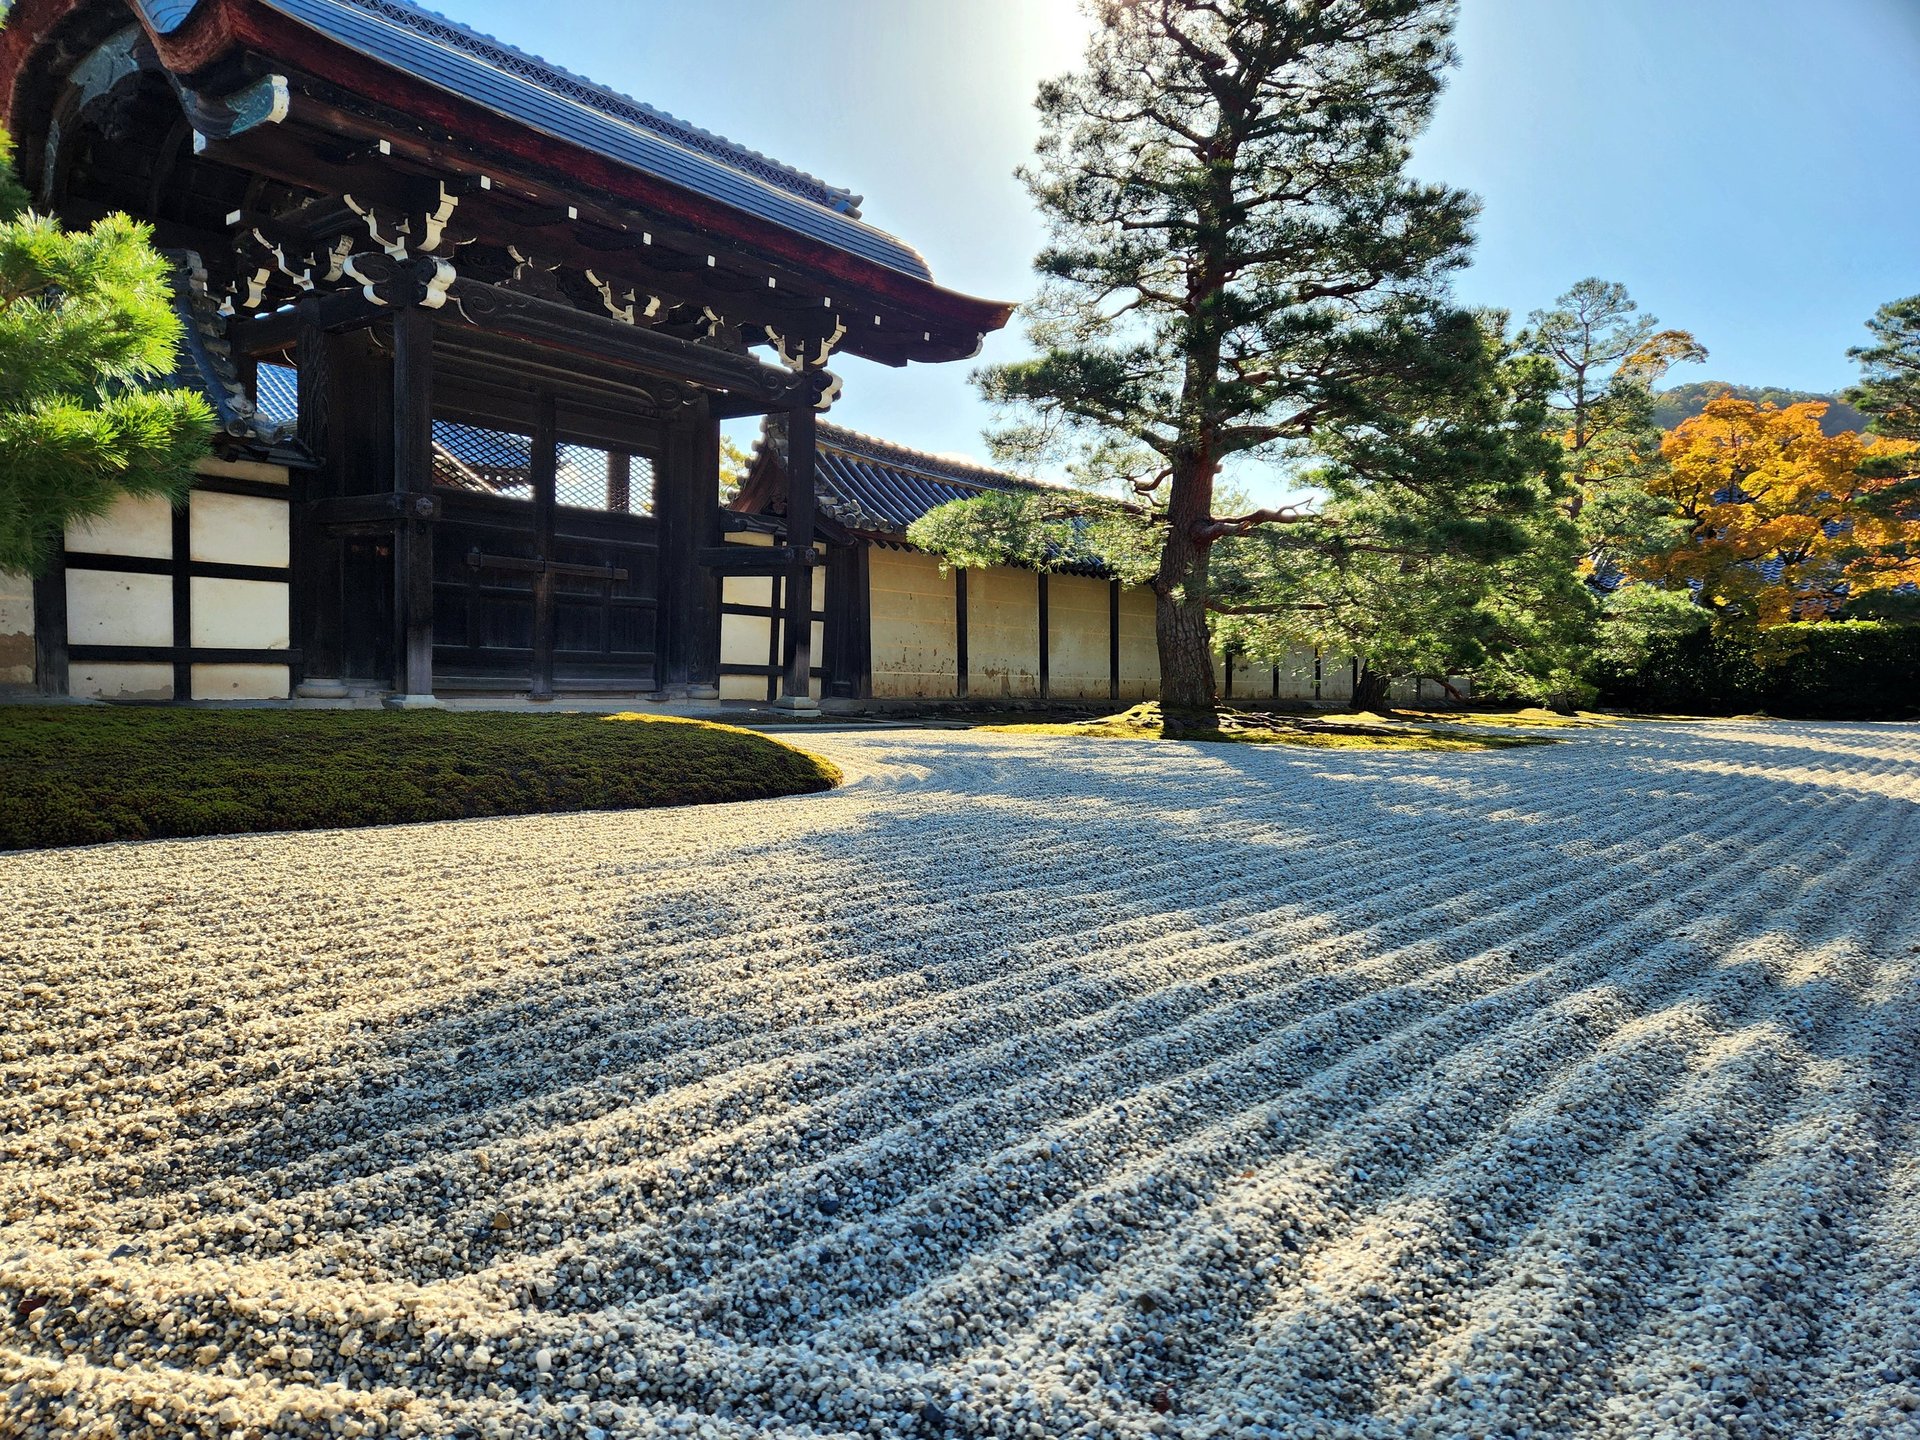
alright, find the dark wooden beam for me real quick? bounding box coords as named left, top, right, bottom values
left=445, top=281, right=810, bottom=407
left=171, top=502, right=192, bottom=700
left=695, top=543, right=818, bottom=574
left=294, top=304, right=344, bottom=690
left=230, top=288, right=387, bottom=354
left=528, top=389, right=557, bottom=701
left=32, top=549, right=67, bottom=698
left=391, top=303, right=436, bottom=699
left=956, top=568, right=970, bottom=700
left=308, top=492, right=439, bottom=528
left=822, top=542, right=870, bottom=700
left=654, top=421, right=692, bottom=691
left=780, top=403, right=818, bottom=706
left=1037, top=570, right=1050, bottom=702
left=1109, top=579, right=1121, bottom=706
left=68, top=645, right=304, bottom=666
left=688, top=415, right=723, bottom=694
left=851, top=544, right=872, bottom=699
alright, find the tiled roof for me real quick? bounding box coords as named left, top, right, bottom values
left=816, top=426, right=1040, bottom=535
left=162, top=252, right=308, bottom=463
left=752, top=418, right=1041, bottom=537
left=132, top=0, right=934, bottom=280
left=742, top=417, right=1110, bottom=575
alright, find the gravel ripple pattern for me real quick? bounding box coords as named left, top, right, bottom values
left=2, top=720, right=1918, bottom=1439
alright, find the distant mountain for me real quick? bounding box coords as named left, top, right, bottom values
left=1652, top=382, right=1868, bottom=436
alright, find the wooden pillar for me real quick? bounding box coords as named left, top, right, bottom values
left=293, top=304, right=347, bottom=696
left=32, top=553, right=67, bottom=697
left=657, top=413, right=719, bottom=697
left=171, top=503, right=192, bottom=701
left=955, top=567, right=970, bottom=699
left=388, top=305, right=437, bottom=705
left=778, top=403, right=817, bottom=708
left=1313, top=646, right=1322, bottom=703
left=528, top=391, right=557, bottom=701
left=823, top=542, right=870, bottom=699
left=1108, top=578, right=1121, bottom=705
left=1036, top=571, right=1050, bottom=701
left=686, top=410, right=722, bottom=696
left=766, top=570, right=783, bottom=704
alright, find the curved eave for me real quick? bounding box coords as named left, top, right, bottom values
left=120, top=0, right=1013, bottom=357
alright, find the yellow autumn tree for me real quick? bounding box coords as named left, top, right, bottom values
left=1639, top=396, right=1916, bottom=624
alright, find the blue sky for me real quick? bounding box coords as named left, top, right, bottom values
left=447, top=0, right=1920, bottom=482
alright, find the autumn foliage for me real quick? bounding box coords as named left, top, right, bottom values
left=1637, top=396, right=1917, bottom=624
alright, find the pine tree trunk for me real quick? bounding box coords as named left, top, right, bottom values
left=1352, top=660, right=1391, bottom=712
left=1154, top=460, right=1218, bottom=723
left=1155, top=584, right=1216, bottom=716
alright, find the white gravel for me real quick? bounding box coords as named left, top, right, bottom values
left=2, top=718, right=1918, bottom=1440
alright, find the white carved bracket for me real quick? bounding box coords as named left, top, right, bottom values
left=344, top=194, right=410, bottom=259
left=764, top=320, right=847, bottom=371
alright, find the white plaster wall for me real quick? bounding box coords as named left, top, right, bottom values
left=70, top=662, right=173, bottom=701
left=1046, top=574, right=1111, bottom=701
left=191, top=663, right=291, bottom=701
left=0, top=568, right=33, bottom=687
left=965, top=567, right=1042, bottom=700
left=67, top=570, right=172, bottom=648
left=1320, top=655, right=1355, bottom=703
left=189, top=578, right=289, bottom=650
left=190, top=492, right=289, bottom=567
left=66, top=495, right=171, bottom=559
left=1115, top=585, right=1159, bottom=702
left=869, top=549, right=957, bottom=699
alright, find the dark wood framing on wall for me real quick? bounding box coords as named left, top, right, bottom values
left=1037, top=572, right=1050, bottom=701
left=1109, top=580, right=1122, bottom=704
left=954, top=568, right=970, bottom=699
left=822, top=543, right=870, bottom=700
left=3, top=0, right=1021, bottom=705
left=32, top=551, right=67, bottom=698
left=52, top=474, right=301, bottom=700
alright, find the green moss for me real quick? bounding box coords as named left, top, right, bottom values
left=981, top=702, right=1552, bottom=752
left=0, top=708, right=840, bottom=851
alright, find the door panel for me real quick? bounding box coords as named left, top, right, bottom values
left=428, top=417, right=660, bottom=692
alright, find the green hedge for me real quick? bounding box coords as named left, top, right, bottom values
left=0, top=708, right=840, bottom=851
left=1594, top=621, right=1920, bottom=719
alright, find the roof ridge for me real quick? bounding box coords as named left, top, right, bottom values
left=334, top=0, right=865, bottom=217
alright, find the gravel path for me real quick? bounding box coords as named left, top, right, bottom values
left=3, top=719, right=1918, bottom=1439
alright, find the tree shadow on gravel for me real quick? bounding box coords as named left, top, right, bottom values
left=29, top=722, right=1916, bottom=1436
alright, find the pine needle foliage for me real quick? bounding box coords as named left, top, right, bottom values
left=0, top=133, right=210, bottom=575
left=917, top=0, right=1559, bottom=710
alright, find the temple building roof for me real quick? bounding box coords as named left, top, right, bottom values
left=130, top=0, right=934, bottom=279
left=739, top=417, right=1044, bottom=540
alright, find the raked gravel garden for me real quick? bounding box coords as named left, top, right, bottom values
left=3, top=718, right=1919, bottom=1440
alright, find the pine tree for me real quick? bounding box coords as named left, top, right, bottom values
left=1847, top=296, right=1920, bottom=444
left=953, top=0, right=1502, bottom=712
left=0, top=130, right=210, bottom=576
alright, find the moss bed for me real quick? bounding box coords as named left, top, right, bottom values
left=981, top=702, right=1554, bottom=752
left=0, top=707, right=840, bottom=851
